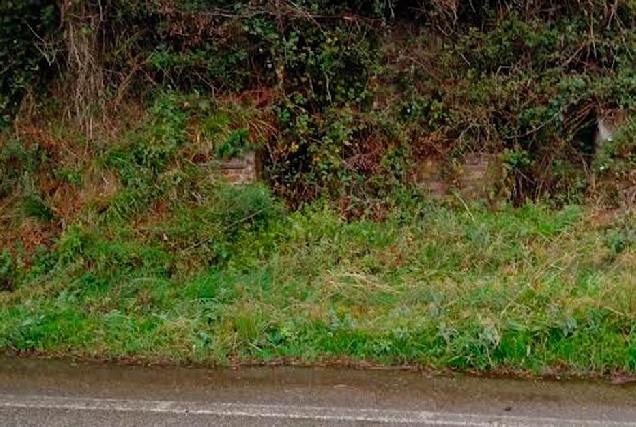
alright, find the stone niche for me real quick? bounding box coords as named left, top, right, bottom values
left=218, top=151, right=260, bottom=184
left=591, top=108, right=636, bottom=206
left=411, top=152, right=501, bottom=202
left=595, top=108, right=630, bottom=148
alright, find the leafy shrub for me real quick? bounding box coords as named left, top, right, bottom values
left=0, top=0, right=58, bottom=126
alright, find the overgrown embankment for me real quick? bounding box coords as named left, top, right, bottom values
left=4, top=0, right=636, bottom=206
left=2, top=1, right=636, bottom=375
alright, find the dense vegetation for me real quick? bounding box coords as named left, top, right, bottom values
left=4, top=0, right=636, bottom=205
left=2, top=1, right=636, bottom=375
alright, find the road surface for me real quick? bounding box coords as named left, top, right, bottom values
left=0, top=359, right=635, bottom=426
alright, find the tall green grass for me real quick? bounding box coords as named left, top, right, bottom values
left=2, top=186, right=636, bottom=376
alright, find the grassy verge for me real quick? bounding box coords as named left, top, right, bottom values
left=2, top=185, right=636, bottom=376
left=3, top=93, right=636, bottom=377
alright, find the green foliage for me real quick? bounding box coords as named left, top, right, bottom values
left=22, top=194, right=55, bottom=222
left=0, top=138, right=46, bottom=198
left=0, top=251, right=15, bottom=292
left=54, top=176, right=285, bottom=277
left=591, top=114, right=636, bottom=206
left=143, top=182, right=286, bottom=270
left=0, top=0, right=58, bottom=126
left=605, top=227, right=636, bottom=257
left=102, top=92, right=189, bottom=221
left=0, top=137, right=58, bottom=227
left=6, top=0, right=636, bottom=204
left=594, top=117, right=636, bottom=175
left=216, top=128, right=250, bottom=159
left=129, top=92, right=188, bottom=176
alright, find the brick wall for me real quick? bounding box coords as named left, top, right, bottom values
left=411, top=153, right=501, bottom=202
left=216, top=149, right=501, bottom=202
left=219, top=151, right=258, bottom=184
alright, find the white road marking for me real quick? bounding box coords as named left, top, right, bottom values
left=0, top=394, right=633, bottom=426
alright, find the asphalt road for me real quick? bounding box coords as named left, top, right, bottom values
left=1, top=359, right=636, bottom=426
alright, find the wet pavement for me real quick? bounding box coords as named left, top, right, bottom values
left=0, top=358, right=635, bottom=425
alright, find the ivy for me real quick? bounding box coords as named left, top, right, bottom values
left=0, top=0, right=58, bottom=126
left=4, top=0, right=636, bottom=205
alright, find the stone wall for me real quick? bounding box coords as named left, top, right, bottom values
left=215, top=149, right=500, bottom=202
left=218, top=151, right=259, bottom=184
left=411, top=152, right=501, bottom=202
left=591, top=108, right=636, bottom=207
left=595, top=108, right=630, bottom=148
